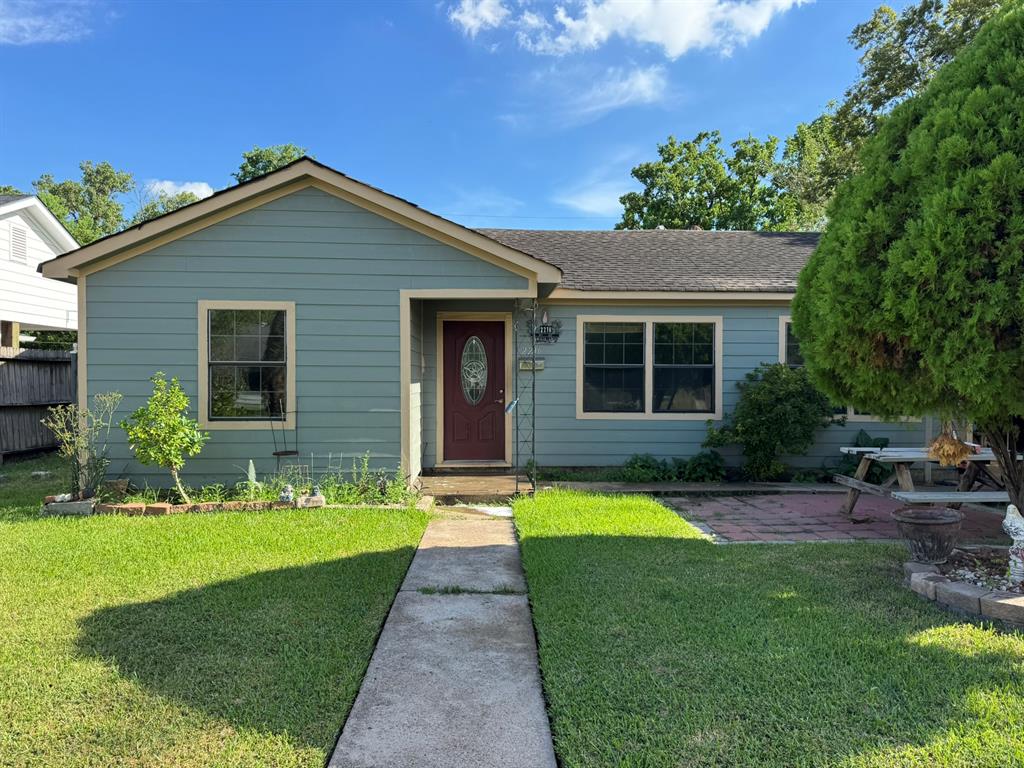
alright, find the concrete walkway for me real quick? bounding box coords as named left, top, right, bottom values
left=329, top=517, right=556, bottom=768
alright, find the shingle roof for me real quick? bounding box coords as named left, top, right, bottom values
left=476, top=228, right=819, bottom=292
left=0, top=194, right=29, bottom=207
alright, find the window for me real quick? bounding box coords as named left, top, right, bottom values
left=778, top=315, right=906, bottom=422
left=577, top=316, right=722, bottom=420
left=583, top=322, right=645, bottom=412
left=653, top=323, right=716, bottom=413
left=198, top=301, right=295, bottom=429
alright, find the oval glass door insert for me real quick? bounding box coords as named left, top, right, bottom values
left=461, top=336, right=487, bottom=406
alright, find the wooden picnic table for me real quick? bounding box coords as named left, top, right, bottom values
left=834, top=446, right=1009, bottom=519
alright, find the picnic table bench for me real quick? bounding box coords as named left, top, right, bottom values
left=835, top=446, right=1009, bottom=519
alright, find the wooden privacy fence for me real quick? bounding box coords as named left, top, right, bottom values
left=0, top=346, right=75, bottom=461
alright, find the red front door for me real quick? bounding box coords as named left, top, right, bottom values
left=443, top=320, right=506, bottom=462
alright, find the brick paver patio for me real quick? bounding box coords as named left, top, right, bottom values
left=666, top=493, right=1010, bottom=544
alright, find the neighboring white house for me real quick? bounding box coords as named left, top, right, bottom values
left=0, top=195, right=78, bottom=347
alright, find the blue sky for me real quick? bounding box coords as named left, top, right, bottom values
left=0, top=0, right=901, bottom=229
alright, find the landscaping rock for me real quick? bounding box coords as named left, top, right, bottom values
left=910, top=572, right=947, bottom=600
left=934, top=580, right=991, bottom=614
left=114, top=503, right=147, bottom=515
left=30, top=470, right=51, bottom=479
left=417, top=495, right=435, bottom=512
left=40, top=500, right=94, bottom=516
left=903, top=561, right=939, bottom=585
left=144, top=502, right=173, bottom=516
left=980, top=591, right=1024, bottom=627
left=295, top=494, right=326, bottom=508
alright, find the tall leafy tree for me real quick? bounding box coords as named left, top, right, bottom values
left=792, top=6, right=1024, bottom=505
left=781, top=0, right=1001, bottom=229
left=0, top=184, right=23, bottom=196
left=233, top=144, right=309, bottom=183
left=617, top=131, right=789, bottom=231
left=33, top=161, right=134, bottom=245
left=128, top=190, right=199, bottom=227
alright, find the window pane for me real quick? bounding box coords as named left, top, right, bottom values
left=584, top=322, right=645, bottom=368
left=785, top=324, right=804, bottom=367
left=653, top=367, right=714, bottom=413
left=583, top=366, right=643, bottom=412
left=234, top=335, right=261, bottom=362
left=261, top=335, right=286, bottom=362
left=234, top=310, right=262, bottom=337
left=261, top=366, right=287, bottom=415
left=209, top=309, right=234, bottom=336
left=210, top=364, right=286, bottom=420
left=209, top=335, right=234, bottom=361
left=654, top=323, right=715, bottom=368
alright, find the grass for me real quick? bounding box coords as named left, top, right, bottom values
left=0, top=453, right=429, bottom=767
left=515, top=490, right=1024, bottom=768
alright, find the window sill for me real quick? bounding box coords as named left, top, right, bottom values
left=199, top=418, right=296, bottom=431
left=575, top=410, right=721, bottom=422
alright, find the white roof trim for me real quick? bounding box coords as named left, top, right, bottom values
left=0, top=196, right=78, bottom=253
left=40, top=159, right=562, bottom=284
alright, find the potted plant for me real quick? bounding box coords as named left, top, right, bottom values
left=891, top=506, right=962, bottom=564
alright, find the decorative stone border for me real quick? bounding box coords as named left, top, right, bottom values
left=40, top=494, right=433, bottom=517
left=904, top=561, right=1024, bottom=630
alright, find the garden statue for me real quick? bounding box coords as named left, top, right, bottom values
left=280, top=484, right=295, bottom=503
left=1003, top=505, right=1024, bottom=585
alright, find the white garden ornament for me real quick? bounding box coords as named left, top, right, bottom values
left=1003, top=504, right=1024, bottom=585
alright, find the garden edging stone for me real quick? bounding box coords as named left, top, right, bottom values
left=905, top=560, right=1024, bottom=629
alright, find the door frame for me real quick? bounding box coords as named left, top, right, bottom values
left=436, top=311, right=514, bottom=467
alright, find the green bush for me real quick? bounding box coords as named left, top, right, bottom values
left=620, top=454, right=672, bottom=483
left=679, top=450, right=726, bottom=482
left=704, top=363, right=839, bottom=481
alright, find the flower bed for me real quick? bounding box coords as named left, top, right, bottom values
left=906, top=547, right=1024, bottom=630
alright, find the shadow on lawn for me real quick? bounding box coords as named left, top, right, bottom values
left=76, top=548, right=416, bottom=751
left=518, top=534, right=1024, bottom=766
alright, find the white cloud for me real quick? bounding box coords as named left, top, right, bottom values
left=0, top=0, right=94, bottom=45
left=552, top=179, right=628, bottom=217
left=448, top=0, right=510, bottom=38
left=563, top=65, right=667, bottom=125
left=145, top=179, right=214, bottom=199
left=450, top=0, right=805, bottom=58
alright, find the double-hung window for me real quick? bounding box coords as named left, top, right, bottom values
left=578, top=316, right=722, bottom=419
left=199, top=301, right=295, bottom=429
left=582, top=322, right=645, bottom=413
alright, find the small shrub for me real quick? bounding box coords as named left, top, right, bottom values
left=41, top=391, right=123, bottom=499
left=120, top=372, right=208, bottom=504
left=679, top=450, right=726, bottom=482
left=791, top=467, right=829, bottom=484
left=704, top=364, right=840, bottom=481
left=190, top=483, right=228, bottom=503
left=620, top=454, right=671, bottom=483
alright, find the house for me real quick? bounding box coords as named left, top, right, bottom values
left=1, top=195, right=78, bottom=347
left=40, top=158, right=926, bottom=487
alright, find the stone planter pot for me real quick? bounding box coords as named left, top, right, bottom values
left=892, top=506, right=962, bottom=564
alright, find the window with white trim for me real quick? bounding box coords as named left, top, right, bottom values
left=582, top=322, right=645, bottom=413
left=579, top=316, right=722, bottom=419
left=199, top=301, right=295, bottom=428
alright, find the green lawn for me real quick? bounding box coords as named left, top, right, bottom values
left=0, top=454, right=428, bottom=767
left=515, top=490, right=1024, bottom=768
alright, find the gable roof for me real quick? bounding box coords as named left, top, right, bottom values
left=39, top=157, right=562, bottom=284
left=477, top=229, right=819, bottom=294
left=0, top=195, right=79, bottom=254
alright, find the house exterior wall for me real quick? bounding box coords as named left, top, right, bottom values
left=0, top=209, right=77, bottom=331
left=84, top=187, right=528, bottom=487
left=423, top=302, right=927, bottom=472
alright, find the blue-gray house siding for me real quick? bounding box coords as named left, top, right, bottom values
left=81, top=183, right=926, bottom=488
left=86, top=187, right=528, bottom=486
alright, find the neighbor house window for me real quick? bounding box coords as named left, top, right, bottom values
left=198, top=301, right=295, bottom=429
left=583, top=322, right=645, bottom=412
left=577, top=316, right=722, bottom=420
